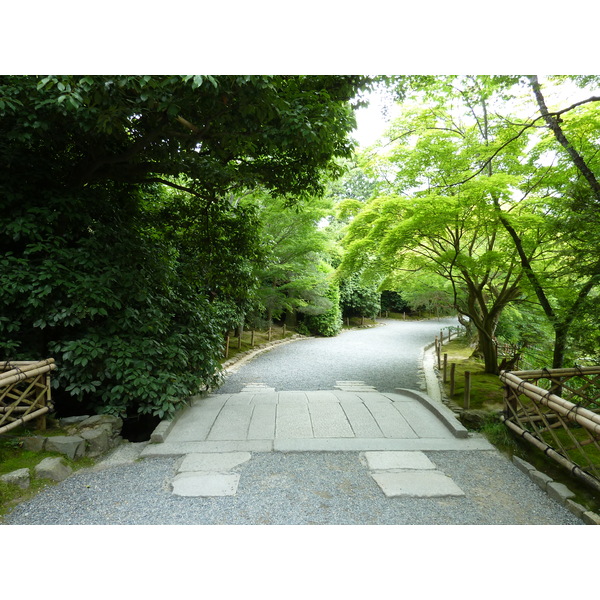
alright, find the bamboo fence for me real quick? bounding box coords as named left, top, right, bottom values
left=500, top=366, right=600, bottom=492
left=0, top=359, right=56, bottom=435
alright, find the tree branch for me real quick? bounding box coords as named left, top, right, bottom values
left=528, top=75, right=600, bottom=202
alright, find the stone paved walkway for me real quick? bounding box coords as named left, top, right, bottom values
left=142, top=381, right=494, bottom=498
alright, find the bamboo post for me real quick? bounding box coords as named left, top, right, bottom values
left=251, top=330, right=255, bottom=347
left=443, top=353, right=448, bottom=383
left=36, top=372, right=50, bottom=431
left=225, top=335, right=230, bottom=358
left=464, top=371, right=471, bottom=409
left=450, top=363, right=456, bottom=397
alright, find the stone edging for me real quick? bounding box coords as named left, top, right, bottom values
left=395, top=387, right=469, bottom=439
left=512, top=456, right=600, bottom=524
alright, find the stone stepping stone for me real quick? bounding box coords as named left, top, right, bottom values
left=171, top=472, right=240, bottom=497
left=371, top=470, right=465, bottom=498
left=178, top=452, right=251, bottom=472
left=240, top=383, right=276, bottom=393
left=364, top=451, right=436, bottom=471
left=334, top=381, right=378, bottom=392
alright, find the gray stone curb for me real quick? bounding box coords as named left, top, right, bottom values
left=511, top=455, right=599, bottom=524
left=395, top=387, right=469, bottom=439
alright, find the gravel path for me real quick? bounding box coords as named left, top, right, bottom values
left=1, top=318, right=584, bottom=525
left=3, top=448, right=581, bottom=525
left=220, top=317, right=458, bottom=393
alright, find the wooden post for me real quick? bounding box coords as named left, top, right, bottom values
left=237, top=333, right=242, bottom=349
left=361, top=316, right=365, bottom=326
left=443, top=353, right=448, bottom=383
left=450, top=363, right=456, bottom=397
left=464, top=371, right=471, bottom=409
left=225, top=335, right=230, bottom=358
left=283, top=324, right=286, bottom=338
left=251, top=330, right=255, bottom=347
left=268, top=327, right=272, bottom=342
left=435, top=337, right=441, bottom=369
left=403, top=312, right=406, bottom=320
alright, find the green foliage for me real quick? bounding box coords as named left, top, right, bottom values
left=248, top=192, right=336, bottom=324
left=0, top=75, right=369, bottom=419
left=338, top=273, right=381, bottom=318
left=301, top=265, right=343, bottom=337
left=380, top=291, right=410, bottom=314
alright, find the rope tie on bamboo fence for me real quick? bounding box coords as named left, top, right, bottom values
left=517, top=380, right=527, bottom=395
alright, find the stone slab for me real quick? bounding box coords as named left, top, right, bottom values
left=340, top=401, right=384, bottom=438
left=512, top=456, right=536, bottom=475
left=207, top=405, right=253, bottom=440
left=582, top=511, right=600, bottom=525
left=308, top=402, right=354, bottom=438
left=247, top=404, right=277, bottom=440
left=306, top=391, right=340, bottom=403
left=141, top=440, right=273, bottom=457
left=274, top=437, right=494, bottom=452
left=391, top=401, right=454, bottom=439
left=171, top=472, right=240, bottom=497
left=530, top=470, right=553, bottom=491
left=178, top=452, right=251, bottom=472
left=371, top=470, right=465, bottom=498
left=362, top=398, right=418, bottom=438
left=546, top=481, right=576, bottom=505
left=276, top=403, right=313, bottom=438
left=166, top=403, right=225, bottom=442
left=364, top=451, right=436, bottom=471
left=397, top=388, right=469, bottom=439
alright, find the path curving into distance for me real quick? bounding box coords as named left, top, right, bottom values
left=218, top=317, right=459, bottom=394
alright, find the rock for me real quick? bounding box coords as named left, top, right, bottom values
left=582, top=511, right=600, bottom=525
left=59, top=415, right=91, bottom=427
left=512, top=456, right=536, bottom=475
left=22, top=435, right=46, bottom=452
left=45, top=435, right=85, bottom=460
left=1, top=468, right=31, bottom=489
left=79, top=414, right=123, bottom=437
left=34, top=457, right=72, bottom=482
left=459, top=409, right=491, bottom=429
left=80, top=428, right=110, bottom=457
left=546, top=481, right=576, bottom=505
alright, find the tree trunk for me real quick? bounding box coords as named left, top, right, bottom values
left=477, top=326, right=499, bottom=375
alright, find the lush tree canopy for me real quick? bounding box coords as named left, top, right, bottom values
left=0, top=75, right=370, bottom=420
left=338, top=75, right=600, bottom=373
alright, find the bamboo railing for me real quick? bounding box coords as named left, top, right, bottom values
left=0, top=359, right=56, bottom=435
left=500, top=366, right=600, bottom=492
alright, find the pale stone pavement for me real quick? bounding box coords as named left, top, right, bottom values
left=142, top=380, right=494, bottom=498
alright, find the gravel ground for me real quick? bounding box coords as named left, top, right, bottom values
left=3, top=447, right=582, bottom=525
left=1, top=318, right=584, bottom=526
left=220, top=317, right=458, bottom=393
